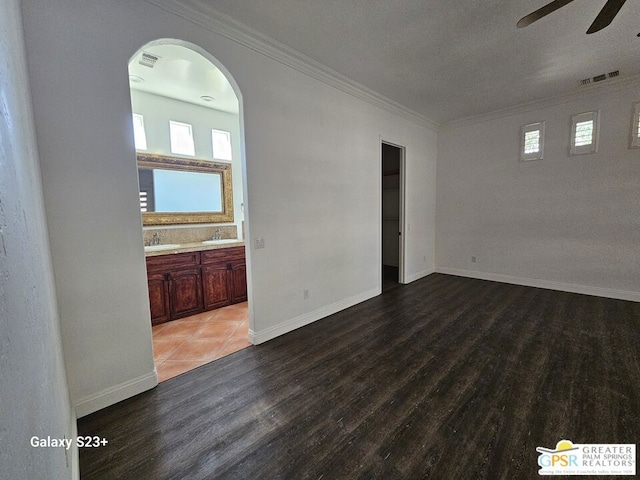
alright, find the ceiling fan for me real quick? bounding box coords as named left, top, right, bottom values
left=517, top=0, right=628, bottom=34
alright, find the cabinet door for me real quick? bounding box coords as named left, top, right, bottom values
left=147, top=273, right=170, bottom=325
left=230, top=262, right=247, bottom=304
left=168, top=268, right=203, bottom=319
left=202, top=263, right=232, bottom=310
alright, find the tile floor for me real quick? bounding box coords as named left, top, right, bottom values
left=152, top=302, right=251, bottom=382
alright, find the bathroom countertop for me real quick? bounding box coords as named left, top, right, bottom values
left=144, top=240, right=245, bottom=257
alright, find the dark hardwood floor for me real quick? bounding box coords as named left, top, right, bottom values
left=78, top=274, right=640, bottom=479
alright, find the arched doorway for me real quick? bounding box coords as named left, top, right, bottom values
left=127, top=40, right=252, bottom=382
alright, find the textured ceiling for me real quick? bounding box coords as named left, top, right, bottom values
left=197, top=0, right=640, bottom=123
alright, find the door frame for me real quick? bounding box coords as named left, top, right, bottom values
left=379, top=138, right=407, bottom=289
left=129, top=38, right=255, bottom=341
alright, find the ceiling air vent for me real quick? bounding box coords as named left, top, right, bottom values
left=579, top=70, right=620, bottom=86
left=139, top=52, right=160, bottom=68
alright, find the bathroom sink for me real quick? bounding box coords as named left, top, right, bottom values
left=144, top=244, right=181, bottom=252
left=201, top=239, right=241, bottom=245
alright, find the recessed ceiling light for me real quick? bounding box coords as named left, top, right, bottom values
left=200, top=95, right=215, bottom=102
left=129, top=75, right=145, bottom=84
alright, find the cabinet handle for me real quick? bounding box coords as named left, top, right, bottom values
left=227, top=263, right=232, bottom=270
left=165, top=273, right=171, bottom=281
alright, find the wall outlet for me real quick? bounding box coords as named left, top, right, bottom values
left=471, top=256, right=477, bottom=263
left=254, top=237, right=265, bottom=249
left=303, top=289, right=310, bottom=300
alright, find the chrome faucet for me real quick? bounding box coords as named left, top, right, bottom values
left=151, top=232, right=160, bottom=245
left=213, top=228, right=222, bottom=240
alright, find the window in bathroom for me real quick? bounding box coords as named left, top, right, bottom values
left=139, top=191, right=148, bottom=212
left=520, top=121, right=544, bottom=161
left=211, top=129, right=232, bottom=161
left=631, top=102, right=640, bottom=148
left=570, top=111, right=599, bottom=155
left=132, top=114, right=147, bottom=150
left=169, top=120, right=195, bottom=156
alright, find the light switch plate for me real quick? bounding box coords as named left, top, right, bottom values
left=254, top=237, right=265, bottom=249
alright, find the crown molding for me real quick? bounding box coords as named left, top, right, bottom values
left=442, top=73, right=640, bottom=130
left=143, top=0, right=440, bottom=131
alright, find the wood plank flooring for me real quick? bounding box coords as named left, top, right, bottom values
left=78, top=274, right=640, bottom=479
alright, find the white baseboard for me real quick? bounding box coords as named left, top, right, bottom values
left=403, top=268, right=435, bottom=284
left=436, top=267, right=640, bottom=302
left=74, top=370, right=158, bottom=418
left=249, top=288, right=380, bottom=344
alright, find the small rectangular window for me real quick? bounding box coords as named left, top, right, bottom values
left=139, top=191, right=148, bottom=212
left=211, top=129, right=232, bottom=161
left=631, top=102, right=640, bottom=149
left=574, top=121, right=593, bottom=146
left=169, top=120, right=195, bottom=156
left=521, top=122, right=544, bottom=161
left=570, top=111, right=599, bottom=155
left=132, top=114, right=147, bottom=150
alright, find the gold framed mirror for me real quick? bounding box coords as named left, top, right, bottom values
left=137, top=153, right=234, bottom=225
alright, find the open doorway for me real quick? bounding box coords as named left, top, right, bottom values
left=381, top=142, right=404, bottom=292
left=128, top=41, right=252, bottom=382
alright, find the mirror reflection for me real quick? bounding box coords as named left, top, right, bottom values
left=137, top=153, right=233, bottom=225
left=139, top=168, right=223, bottom=213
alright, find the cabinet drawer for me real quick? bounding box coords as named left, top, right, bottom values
left=146, top=251, right=201, bottom=273
left=201, top=246, right=245, bottom=264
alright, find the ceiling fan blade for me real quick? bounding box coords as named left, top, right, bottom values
left=586, top=0, right=627, bottom=34
left=517, top=0, right=576, bottom=28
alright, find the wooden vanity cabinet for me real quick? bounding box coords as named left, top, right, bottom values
left=167, top=267, right=203, bottom=319
left=201, top=263, right=232, bottom=310
left=229, top=262, right=247, bottom=303
left=146, top=252, right=202, bottom=325
left=147, top=272, right=170, bottom=325
left=201, top=246, right=247, bottom=309
left=145, top=247, right=246, bottom=325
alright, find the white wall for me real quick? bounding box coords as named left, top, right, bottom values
left=130, top=90, right=245, bottom=236
left=21, top=0, right=437, bottom=415
left=0, top=0, right=76, bottom=477
left=436, top=81, right=640, bottom=300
